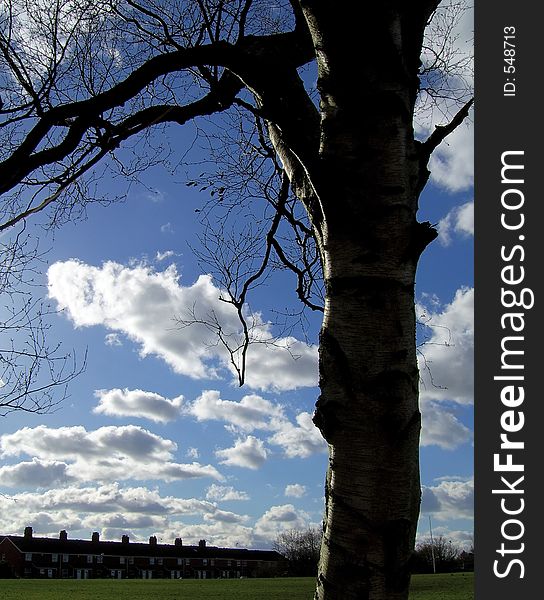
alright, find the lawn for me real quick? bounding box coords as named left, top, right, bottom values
left=0, top=573, right=474, bottom=599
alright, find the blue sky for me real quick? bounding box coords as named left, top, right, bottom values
left=0, top=5, right=474, bottom=552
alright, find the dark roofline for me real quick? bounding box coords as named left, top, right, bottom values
left=1, top=534, right=282, bottom=561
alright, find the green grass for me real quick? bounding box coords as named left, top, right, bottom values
left=0, top=573, right=473, bottom=600
left=410, top=573, right=474, bottom=600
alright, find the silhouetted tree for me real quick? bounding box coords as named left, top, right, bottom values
left=0, top=2, right=472, bottom=597
left=274, top=527, right=322, bottom=576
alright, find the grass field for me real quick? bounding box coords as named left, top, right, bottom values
left=0, top=573, right=474, bottom=599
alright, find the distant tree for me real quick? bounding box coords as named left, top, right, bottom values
left=273, top=527, right=322, bottom=576
left=413, top=535, right=462, bottom=573
left=0, top=1, right=472, bottom=598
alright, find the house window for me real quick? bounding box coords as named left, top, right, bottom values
left=236, top=561, right=241, bottom=567
left=177, top=558, right=182, bottom=566
left=129, top=557, right=134, bottom=564
left=227, top=560, right=231, bottom=567
left=120, top=557, right=125, bottom=564
left=63, top=554, right=69, bottom=563
left=97, top=555, right=103, bottom=564
left=52, top=553, right=58, bottom=562
left=87, top=555, right=93, bottom=563
left=149, top=557, right=155, bottom=565
left=203, top=559, right=208, bottom=566
left=185, top=559, right=190, bottom=565
left=25, top=553, right=32, bottom=561
left=210, top=560, right=214, bottom=566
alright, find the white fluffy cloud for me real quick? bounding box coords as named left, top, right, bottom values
left=0, top=482, right=249, bottom=541
left=420, top=400, right=472, bottom=449
left=285, top=484, right=307, bottom=498
left=205, top=484, right=250, bottom=502
left=0, top=458, right=75, bottom=488
left=418, top=287, right=474, bottom=406
left=94, top=388, right=184, bottom=423
left=438, top=201, right=474, bottom=246
left=421, top=478, right=474, bottom=521
left=417, top=287, right=473, bottom=449
left=190, top=390, right=284, bottom=431
left=254, top=504, right=313, bottom=540
left=215, top=436, right=269, bottom=470
left=268, top=412, right=327, bottom=458
left=104, top=333, right=123, bottom=346
left=0, top=425, right=222, bottom=486
left=0, top=483, right=317, bottom=548
left=188, top=390, right=327, bottom=460
left=47, top=260, right=318, bottom=391
left=156, top=250, right=175, bottom=261
left=428, top=123, right=473, bottom=192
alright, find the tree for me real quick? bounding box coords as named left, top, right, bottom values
left=413, top=535, right=462, bottom=573
left=0, top=227, right=84, bottom=416
left=274, top=527, right=322, bottom=576
left=0, top=2, right=472, bottom=598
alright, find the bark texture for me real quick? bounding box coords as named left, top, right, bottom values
left=276, top=3, right=439, bottom=598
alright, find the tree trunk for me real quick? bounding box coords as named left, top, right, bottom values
left=310, top=158, right=436, bottom=599
left=313, top=232, right=422, bottom=599
left=286, top=5, right=439, bottom=598
left=308, top=125, right=435, bottom=599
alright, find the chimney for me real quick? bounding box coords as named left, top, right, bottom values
left=149, top=536, right=157, bottom=546
left=121, top=535, right=129, bottom=544
left=24, top=527, right=33, bottom=539
left=92, top=532, right=100, bottom=543
left=175, top=538, right=183, bottom=547
left=59, top=530, right=68, bottom=541
left=198, top=539, right=206, bottom=550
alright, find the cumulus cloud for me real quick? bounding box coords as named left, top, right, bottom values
left=186, top=447, right=199, bottom=459
left=188, top=391, right=327, bottom=460
left=0, top=482, right=317, bottom=548
left=159, top=521, right=255, bottom=549
left=47, top=260, right=318, bottom=391
left=416, top=287, right=473, bottom=449
left=438, top=201, right=474, bottom=246
left=421, top=478, right=474, bottom=521
left=0, top=479, right=317, bottom=548
left=420, top=400, right=472, bottom=449
left=0, top=458, right=75, bottom=488
left=254, top=504, right=313, bottom=541
left=215, top=436, right=269, bottom=470
left=156, top=250, right=175, bottom=261
left=418, top=287, right=474, bottom=406
left=285, top=484, right=307, bottom=498
left=268, top=412, right=327, bottom=458
left=206, top=484, right=250, bottom=502
left=0, top=483, right=231, bottom=538
left=190, top=390, right=285, bottom=431
left=0, top=425, right=222, bottom=486
left=105, top=333, right=123, bottom=346
left=94, top=388, right=184, bottom=423
left=428, top=123, right=473, bottom=192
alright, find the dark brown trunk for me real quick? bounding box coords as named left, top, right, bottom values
left=270, top=4, right=440, bottom=598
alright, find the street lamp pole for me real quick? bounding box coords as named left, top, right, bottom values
left=429, top=515, right=437, bottom=574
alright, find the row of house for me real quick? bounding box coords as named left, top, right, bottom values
left=0, top=527, right=283, bottom=579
